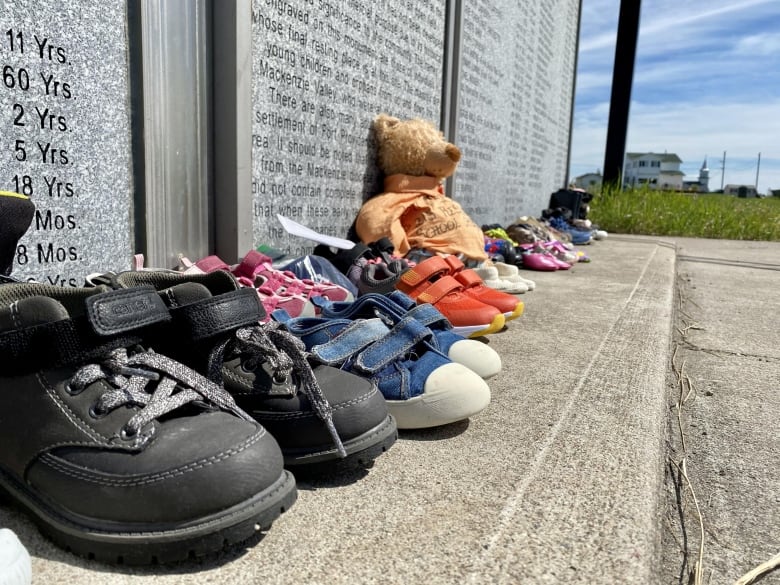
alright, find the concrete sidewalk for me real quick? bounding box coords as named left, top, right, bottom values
left=2, top=235, right=778, bottom=584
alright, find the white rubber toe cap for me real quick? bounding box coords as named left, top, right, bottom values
left=387, top=363, right=491, bottom=429
left=448, top=339, right=502, bottom=379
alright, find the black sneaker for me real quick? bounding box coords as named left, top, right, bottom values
left=107, top=270, right=398, bottom=468
left=0, top=282, right=296, bottom=564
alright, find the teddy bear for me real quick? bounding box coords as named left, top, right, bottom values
left=354, top=114, right=488, bottom=262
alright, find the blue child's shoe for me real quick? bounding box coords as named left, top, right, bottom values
left=311, top=292, right=502, bottom=379
left=547, top=216, right=593, bottom=245
left=272, top=310, right=491, bottom=430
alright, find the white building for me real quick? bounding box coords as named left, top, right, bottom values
left=682, top=158, right=710, bottom=192
left=623, top=152, right=685, bottom=190
left=723, top=184, right=759, bottom=198
left=572, top=172, right=602, bottom=190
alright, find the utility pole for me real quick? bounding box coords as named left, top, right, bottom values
left=720, top=150, right=726, bottom=191
left=756, top=152, right=761, bottom=191
left=602, top=0, right=642, bottom=188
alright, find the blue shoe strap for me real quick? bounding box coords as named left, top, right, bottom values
left=386, top=290, right=416, bottom=310
left=310, top=318, right=390, bottom=365
left=355, top=316, right=433, bottom=373
left=403, top=303, right=452, bottom=331
left=315, top=293, right=411, bottom=326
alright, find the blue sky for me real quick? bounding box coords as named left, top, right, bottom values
left=569, top=0, right=780, bottom=194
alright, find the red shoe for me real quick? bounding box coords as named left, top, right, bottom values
left=442, top=256, right=524, bottom=322
left=396, top=256, right=505, bottom=338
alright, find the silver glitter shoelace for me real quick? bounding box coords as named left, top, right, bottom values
left=207, top=322, right=346, bottom=458
left=68, top=347, right=250, bottom=442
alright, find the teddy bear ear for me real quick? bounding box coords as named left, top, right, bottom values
left=374, top=113, right=401, bottom=137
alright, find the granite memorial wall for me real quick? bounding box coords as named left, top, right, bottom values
left=1, top=0, right=580, bottom=280
left=454, top=0, right=579, bottom=227
left=251, top=0, right=446, bottom=257
left=250, top=0, right=579, bottom=255
left=1, top=0, right=133, bottom=284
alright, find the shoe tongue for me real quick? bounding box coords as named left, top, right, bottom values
left=159, top=282, right=213, bottom=307
left=0, top=296, right=69, bottom=329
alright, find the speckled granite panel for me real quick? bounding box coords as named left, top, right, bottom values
left=0, top=0, right=133, bottom=285
left=455, top=0, right=579, bottom=226
left=251, top=0, right=445, bottom=256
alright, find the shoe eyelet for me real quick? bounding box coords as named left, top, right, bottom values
left=64, top=382, right=82, bottom=396
left=88, top=403, right=107, bottom=419
left=241, top=358, right=258, bottom=373
left=120, top=426, right=138, bottom=440
left=272, top=372, right=288, bottom=384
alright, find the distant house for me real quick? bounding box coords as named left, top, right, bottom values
left=623, top=152, right=688, bottom=191
left=572, top=172, right=602, bottom=190
left=724, top=184, right=758, bottom=198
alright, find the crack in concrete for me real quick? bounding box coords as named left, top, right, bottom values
left=677, top=340, right=780, bottom=362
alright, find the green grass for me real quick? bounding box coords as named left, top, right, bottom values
left=589, top=186, right=780, bottom=241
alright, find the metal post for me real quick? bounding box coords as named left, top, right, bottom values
left=602, top=0, right=642, bottom=188
left=212, top=0, right=253, bottom=263
left=140, top=0, right=212, bottom=268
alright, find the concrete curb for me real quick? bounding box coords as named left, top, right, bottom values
left=469, top=240, right=677, bottom=583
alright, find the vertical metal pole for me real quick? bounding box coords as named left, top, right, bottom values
left=565, top=0, right=584, bottom=188
left=441, top=0, right=463, bottom=197
left=755, top=152, right=761, bottom=191
left=140, top=0, right=212, bottom=268
left=602, top=0, right=642, bottom=187
left=721, top=150, right=726, bottom=191
left=212, top=0, right=253, bottom=263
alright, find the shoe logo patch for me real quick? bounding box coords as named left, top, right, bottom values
left=86, top=286, right=171, bottom=335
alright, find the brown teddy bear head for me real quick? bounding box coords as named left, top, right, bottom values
left=373, top=113, right=461, bottom=180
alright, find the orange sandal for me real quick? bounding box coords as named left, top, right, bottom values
left=442, top=256, right=524, bottom=321
left=395, top=256, right=505, bottom=338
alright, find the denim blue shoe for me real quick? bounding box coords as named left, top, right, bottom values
left=547, top=216, right=593, bottom=245
left=310, top=292, right=502, bottom=379
left=273, top=311, right=491, bottom=429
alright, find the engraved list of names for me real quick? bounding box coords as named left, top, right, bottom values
left=0, top=1, right=133, bottom=285
left=251, top=0, right=445, bottom=256
left=455, top=0, right=579, bottom=225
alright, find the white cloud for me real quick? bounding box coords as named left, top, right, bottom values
left=570, top=0, right=780, bottom=193
left=733, top=32, right=780, bottom=55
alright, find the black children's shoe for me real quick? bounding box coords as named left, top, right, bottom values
left=107, top=270, right=398, bottom=469
left=0, top=191, right=35, bottom=277
left=0, top=282, right=296, bottom=564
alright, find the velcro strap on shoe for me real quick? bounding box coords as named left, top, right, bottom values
left=0, top=318, right=144, bottom=373
left=355, top=316, right=433, bottom=373
left=233, top=250, right=272, bottom=279
left=169, top=288, right=265, bottom=341
left=310, top=318, right=389, bottom=365
left=404, top=303, right=452, bottom=331
left=415, top=275, right=462, bottom=304
left=194, top=255, right=231, bottom=273
left=86, top=286, right=171, bottom=336
left=453, top=268, right=484, bottom=289
left=398, top=256, right=450, bottom=288
left=442, top=255, right=465, bottom=273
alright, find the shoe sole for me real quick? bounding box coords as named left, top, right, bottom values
left=386, top=364, right=491, bottom=429
left=0, top=467, right=296, bottom=565
left=452, top=313, right=506, bottom=339
left=282, top=415, right=398, bottom=468
left=503, top=302, right=525, bottom=322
